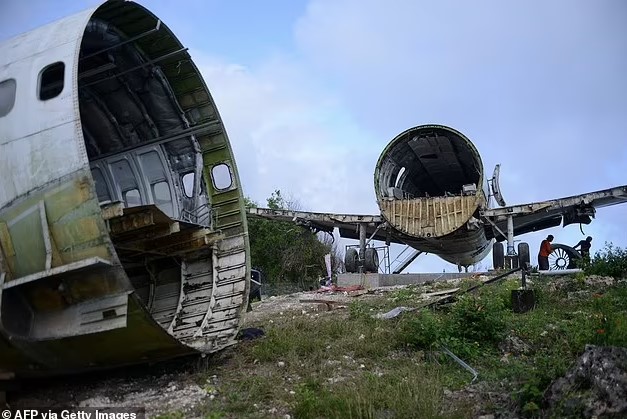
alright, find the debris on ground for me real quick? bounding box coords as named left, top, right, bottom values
left=298, top=298, right=347, bottom=311
left=373, top=306, right=416, bottom=319
left=237, top=327, right=265, bottom=341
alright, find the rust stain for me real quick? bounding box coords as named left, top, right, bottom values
left=44, top=182, right=91, bottom=223
left=51, top=218, right=101, bottom=247
left=0, top=222, right=16, bottom=276
left=28, top=285, right=68, bottom=311
left=59, top=244, right=110, bottom=264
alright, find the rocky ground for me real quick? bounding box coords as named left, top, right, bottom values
left=4, top=275, right=626, bottom=418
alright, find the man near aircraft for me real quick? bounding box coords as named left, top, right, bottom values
left=573, top=236, right=593, bottom=261
left=538, top=235, right=554, bottom=270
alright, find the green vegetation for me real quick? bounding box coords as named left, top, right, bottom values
left=245, top=190, right=341, bottom=287
left=178, top=267, right=627, bottom=418
left=583, top=242, right=627, bottom=279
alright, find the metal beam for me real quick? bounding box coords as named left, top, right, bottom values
left=506, top=215, right=515, bottom=256
left=79, top=19, right=162, bottom=61
left=88, top=120, right=221, bottom=163
left=79, top=47, right=189, bottom=87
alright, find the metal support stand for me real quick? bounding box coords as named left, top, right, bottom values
left=506, top=216, right=515, bottom=256
left=504, top=215, right=519, bottom=269
left=358, top=224, right=367, bottom=273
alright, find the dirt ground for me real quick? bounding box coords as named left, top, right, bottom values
left=4, top=282, right=461, bottom=418
left=5, top=275, right=623, bottom=418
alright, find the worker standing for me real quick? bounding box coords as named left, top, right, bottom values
left=538, top=235, right=554, bottom=270
left=573, top=236, right=593, bottom=262
left=573, top=236, right=592, bottom=259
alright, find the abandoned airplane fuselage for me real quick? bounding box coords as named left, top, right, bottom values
left=374, top=125, right=492, bottom=267
left=0, top=1, right=250, bottom=379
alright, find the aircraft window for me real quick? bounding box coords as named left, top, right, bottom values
left=124, top=189, right=141, bottom=207
left=182, top=173, right=194, bottom=198
left=0, top=79, right=16, bottom=117
left=110, top=159, right=138, bottom=192
left=38, top=62, right=65, bottom=100
left=91, top=167, right=111, bottom=203
left=139, top=150, right=166, bottom=183
left=211, top=163, right=232, bottom=190
left=152, top=181, right=173, bottom=216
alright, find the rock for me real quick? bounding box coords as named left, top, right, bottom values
left=499, top=335, right=531, bottom=355
left=543, top=345, right=627, bottom=418
left=584, top=276, right=614, bottom=287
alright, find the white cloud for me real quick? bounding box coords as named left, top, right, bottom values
left=180, top=1, right=627, bottom=273
left=190, top=51, right=379, bottom=215
left=290, top=0, right=627, bottom=271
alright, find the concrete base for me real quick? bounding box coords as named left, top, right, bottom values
left=338, top=272, right=488, bottom=288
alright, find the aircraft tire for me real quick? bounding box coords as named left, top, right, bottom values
left=518, top=242, right=530, bottom=267
left=548, top=244, right=581, bottom=270
left=345, top=248, right=359, bottom=273
left=493, top=242, right=504, bottom=269
left=364, top=248, right=379, bottom=273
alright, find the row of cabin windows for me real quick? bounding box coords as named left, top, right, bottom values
left=0, top=62, right=65, bottom=118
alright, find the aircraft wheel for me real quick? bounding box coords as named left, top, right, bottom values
left=364, top=248, right=379, bottom=272
left=344, top=248, right=359, bottom=273
left=548, top=244, right=581, bottom=270
left=518, top=242, right=530, bottom=267
left=493, top=242, right=504, bottom=269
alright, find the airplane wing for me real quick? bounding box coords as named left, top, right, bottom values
left=481, top=184, right=627, bottom=241
left=246, top=207, right=404, bottom=244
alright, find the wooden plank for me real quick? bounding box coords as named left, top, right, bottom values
left=100, top=202, right=125, bottom=220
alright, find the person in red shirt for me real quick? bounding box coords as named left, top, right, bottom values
left=538, top=235, right=554, bottom=270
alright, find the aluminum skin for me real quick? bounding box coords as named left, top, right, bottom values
left=0, top=0, right=250, bottom=379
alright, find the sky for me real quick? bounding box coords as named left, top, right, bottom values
left=1, top=0, right=625, bottom=273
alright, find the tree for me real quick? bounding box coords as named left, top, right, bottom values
left=245, top=190, right=339, bottom=287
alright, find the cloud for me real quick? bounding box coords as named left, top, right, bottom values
left=190, top=51, right=379, bottom=215
left=290, top=0, right=627, bottom=271
left=185, top=0, right=626, bottom=272
left=4, top=0, right=623, bottom=273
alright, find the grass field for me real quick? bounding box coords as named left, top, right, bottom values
left=155, top=272, right=627, bottom=419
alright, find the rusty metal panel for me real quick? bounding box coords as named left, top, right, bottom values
left=380, top=195, right=480, bottom=238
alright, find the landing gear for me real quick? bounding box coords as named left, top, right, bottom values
left=493, top=240, right=530, bottom=270
left=344, top=248, right=359, bottom=273
left=493, top=242, right=504, bottom=269
left=344, top=223, right=381, bottom=273
left=518, top=242, right=530, bottom=266
left=491, top=215, right=531, bottom=271
left=364, top=248, right=379, bottom=273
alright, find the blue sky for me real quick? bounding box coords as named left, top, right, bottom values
left=1, top=0, right=626, bottom=273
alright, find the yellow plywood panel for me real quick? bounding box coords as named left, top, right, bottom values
left=381, top=195, right=480, bottom=238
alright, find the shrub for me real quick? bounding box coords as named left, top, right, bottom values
left=584, top=242, right=627, bottom=279
left=449, top=294, right=508, bottom=345
left=398, top=309, right=442, bottom=350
